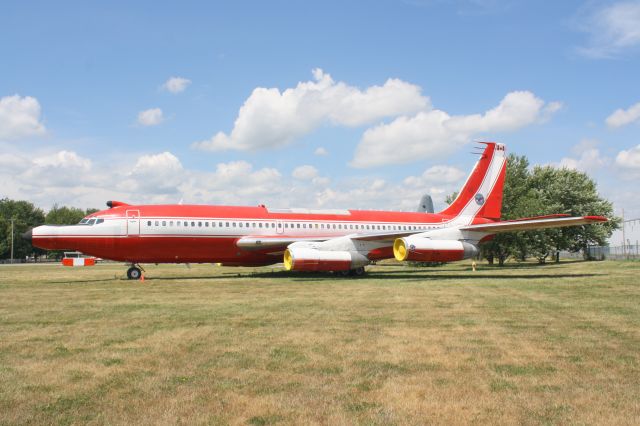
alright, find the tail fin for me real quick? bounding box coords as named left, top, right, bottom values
left=439, top=142, right=507, bottom=221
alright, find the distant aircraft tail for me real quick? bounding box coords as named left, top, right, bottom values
left=439, top=142, right=507, bottom=222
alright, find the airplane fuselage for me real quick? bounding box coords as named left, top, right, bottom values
left=32, top=204, right=489, bottom=265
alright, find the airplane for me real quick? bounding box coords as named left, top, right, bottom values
left=24, top=143, right=607, bottom=279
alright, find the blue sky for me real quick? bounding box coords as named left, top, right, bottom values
left=1, top=0, right=639, bottom=243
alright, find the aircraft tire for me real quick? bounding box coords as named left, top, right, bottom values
left=127, top=266, right=142, bottom=280
left=350, top=266, right=366, bottom=277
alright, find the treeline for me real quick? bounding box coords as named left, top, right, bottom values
left=455, top=154, right=619, bottom=264
left=0, top=199, right=97, bottom=260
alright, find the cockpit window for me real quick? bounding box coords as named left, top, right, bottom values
left=79, top=219, right=89, bottom=224
left=96, top=218, right=104, bottom=224
left=87, top=219, right=96, bottom=225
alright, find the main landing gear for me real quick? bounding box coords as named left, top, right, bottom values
left=335, top=266, right=366, bottom=277
left=126, top=264, right=144, bottom=280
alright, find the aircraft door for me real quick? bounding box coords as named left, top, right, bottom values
left=126, top=210, right=140, bottom=236
left=276, top=220, right=284, bottom=234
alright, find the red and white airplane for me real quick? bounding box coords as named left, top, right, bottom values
left=25, top=143, right=607, bottom=279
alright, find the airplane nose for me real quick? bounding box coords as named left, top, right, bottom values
left=22, top=228, right=32, bottom=243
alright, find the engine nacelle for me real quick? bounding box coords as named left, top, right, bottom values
left=393, top=237, right=478, bottom=262
left=283, top=247, right=369, bottom=272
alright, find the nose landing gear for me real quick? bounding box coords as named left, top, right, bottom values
left=126, top=264, right=144, bottom=280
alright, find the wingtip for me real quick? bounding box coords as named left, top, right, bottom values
left=584, top=215, right=608, bottom=222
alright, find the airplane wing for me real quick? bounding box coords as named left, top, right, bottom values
left=460, top=215, right=608, bottom=233
left=236, top=236, right=328, bottom=251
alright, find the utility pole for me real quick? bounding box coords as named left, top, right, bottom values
left=621, top=209, right=625, bottom=257
left=10, top=218, right=14, bottom=264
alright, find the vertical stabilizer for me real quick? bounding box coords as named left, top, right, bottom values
left=439, top=142, right=507, bottom=222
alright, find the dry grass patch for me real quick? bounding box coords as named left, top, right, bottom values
left=0, top=260, right=639, bottom=424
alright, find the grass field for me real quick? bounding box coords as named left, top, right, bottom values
left=0, top=260, right=639, bottom=425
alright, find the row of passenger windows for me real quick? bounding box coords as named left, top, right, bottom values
left=145, top=220, right=434, bottom=231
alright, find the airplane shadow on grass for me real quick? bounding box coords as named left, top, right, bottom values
left=136, top=269, right=604, bottom=283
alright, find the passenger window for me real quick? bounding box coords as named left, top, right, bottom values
left=184, top=221, right=188, bottom=227
left=232, top=222, right=236, bottom=227
left=170, top=221, right=173, bottom=226
left=271, top=223, right=275, bottom=228
left=155, top=221, right=159, bottom=226
left=225, top=222, right=229, bottom=227
left=246, top=222, right=250, bottom=228
left=205, top=222, right=208, bottom=227
left=198, top=222, right=202, bottom=227
left=162, top=221, right=166, bottom=226
left=239, top=223, right=243, bottom=227
left=147, top=221, right=152, bottom=226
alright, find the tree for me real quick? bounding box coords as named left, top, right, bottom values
left=481, top=154, right=551, bottom=265
left=528, top=166, right=619, bottom=260
left=444, top=153, right=619, bottom=264
left=0, top=198, right=45, bottom=260
left=45, top=204, right=89, bottom=225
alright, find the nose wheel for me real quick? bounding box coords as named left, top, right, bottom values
left=126, top=265, right=143, bottom=280
left=335, top=267, right=366, bottom=277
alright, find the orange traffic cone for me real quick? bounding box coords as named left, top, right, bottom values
left=140, top=273, right=145, bottom=282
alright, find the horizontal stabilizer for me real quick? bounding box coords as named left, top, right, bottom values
left=460, top=215, right=608, bottom=233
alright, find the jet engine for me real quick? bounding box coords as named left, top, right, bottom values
left=393, top=237, right=478, bottom=262
left=283, top=247, right=369, bottom=272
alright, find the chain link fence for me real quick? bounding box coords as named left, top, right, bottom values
left=561, top=245, right=640, bottom=261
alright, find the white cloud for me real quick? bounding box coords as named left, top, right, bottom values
left=351, top=91, right=556, bottom=168
left=575, top=1, right=640, bottom=58
left=403, top=165, right=466, bottom=188
left=558, top=149, right=608, bottom=171
left=32, top=150, right=92, bottom=170
left=121, top=152, right=184, bottom=193
left=1, top=143, right=469, bottom=215
left=0, top=95, right=46, bottom=140
left=162, top=76, right=191, bottom=94
left=0, top=152, right=30, bottom=174
left=292, top=165, right=319, bottom=180
left=551, top=140, right=608, bottom=172
left=137, top=108, right=164, bottom=126
left=314, top=147, right=328, bottom=156
left=606, top=101, right=640, bottom=128
left=22, top=151, right=93, bottom=187
left=615, top=144, right=640, bottom=171
left=192, top=68, right=428, bottom=152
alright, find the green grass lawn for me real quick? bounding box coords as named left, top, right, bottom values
left=0, top=260, right=639, bottom=425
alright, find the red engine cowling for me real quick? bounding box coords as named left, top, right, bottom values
left=284, top=247, right=369, bottom=272
left=393, top=237, right=478, bottom=262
